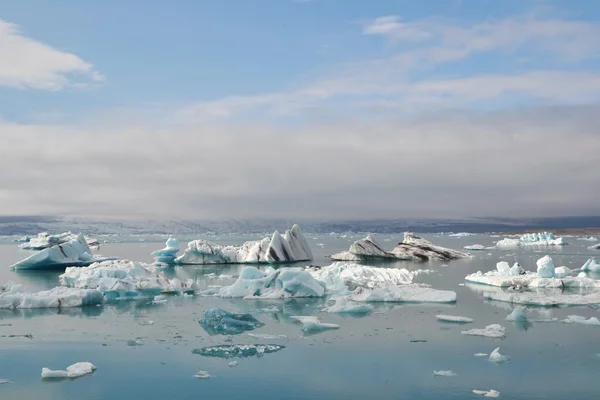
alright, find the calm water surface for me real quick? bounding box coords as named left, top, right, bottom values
left=1, top=233, right=600, bottom=399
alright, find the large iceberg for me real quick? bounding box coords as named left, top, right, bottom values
left=0, top=282, right=103, bottom=309
left=151, top=238, right=180, bottom=264
left=496, top=232, right=567, bottom=248
left=465, top=256, right=600, bottom=289
left=10, top=234, right=115, bottom=271
left=59, top=260, right=195, bottom=298
left=217, top=266, right=325, bottom=299
left=176, top=224, right=312, bottom=265
left=21, top=232, right=99, bottom=250
left=199, top=307, right=265, bottom=335
left=330, top=232, right=471, bottom=262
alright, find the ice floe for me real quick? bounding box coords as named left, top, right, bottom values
left=21, top=232, right=99, bottom=250
left=350, top=285, right=456, bottom=303
left=59, top=260, right=195, bottom=298
left=483, top=291, right=600, bottom=307
left=474, top=353, right=488, bottom=357
left=330, top=232, right=471, bottom=262
left=473, top=389, right=500, bottom=397
left=489, top=347, right=509, bottom=363
left=10, top=233, right=115, bottom=271
left=464, top=244, right=486, bottom=251
left=436, top=314, right=473, bottom=323
left=562, top=315, right=600, bottom=326
left=322, top=297, right=373, bottom=314
left=41, top=362, right=96, bottom=379
left=247, top=333, right=287, bottom=340
left=449, top=232, right=475, bottom=237
left=192, top=344, right=285, bottom=358
left=217, top=266, right=325, bottom=299
left=194, top=370, right=210, bottom=379
left=465, top=256, right=600, bottom=288
left=199, top=308, right=265, bottom=335
left=289, top=316, right=340, bottom=332
left=433, top=370, right=457, bottom=376
left=496, top=232, right=567, bottom=248
left=0, top=282, right=103, bottom=309
left=176, top=224, right=312, bottom=264
left=461, top=324, right=505, bottom=338
left=151, top=237, right=180, bottom=264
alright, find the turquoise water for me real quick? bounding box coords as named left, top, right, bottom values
left=1, top=233, right=600, bottom=399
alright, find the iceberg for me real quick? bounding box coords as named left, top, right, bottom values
left=21, top=232, right=99, bottom=250
left=489, top=347, right=509, bottom=363
left=289, top=316, right=340, bottom=332
left=483, top=291, right=600, bottom=307
left=465, top=256, right=600, bottom=289
left=151, top=237, right=180, bottom=264
left=217, top=266, right=325, bottom=299
left=60, top=260, right=195, bottom=298
left=464, top=244, right=486, bottom=251
left=433, top=370, right=457, bottom=376
left=194, top=371, right=210, bottom=379
left=436, top=315, right=473, bottom=323
left=10, top=234, right=115, bottom=271
left=449, top=232, right=475, bottom=237
left=473, top=389, right=500, bottom=398
left=0, top=283, right=103, bottom=309
left=581, top=258, right=600, bottom=273
left=330, top=232, right=471, bottom=262
left=351, top=285, right=456, bottom=303
left=578, top=237, right=598, bottom=242
left=461, top=324, right=505, bottom=338
left=192, top=344, right=285, bottom=358
left=562, top=315, right=600, bottom=326
left=588, top=243, right=600, bottom=250
left=199, top=307, right=265, bottom=335
left=496, top=232, right=567, bottom=248
left=322, top=297, right=373, bottom=314
left=41, top=362, right=96, bottom=379
left=506, top=306, right=528, bottom=322
left=176, top=224, right=312, bottom=265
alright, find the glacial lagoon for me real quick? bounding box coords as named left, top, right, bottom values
left=1, top=232, right=600, bottom=399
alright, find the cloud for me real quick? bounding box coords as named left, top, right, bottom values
left=1, top=104, right=599, bottom=220
left=0, top=19, right=103, bottom=90
left=363, top=16, right=434, bottom=42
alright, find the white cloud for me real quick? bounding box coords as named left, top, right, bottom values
left=363, top=16, right=434, bottom=42
left=0, top=19, right=103, bottom=90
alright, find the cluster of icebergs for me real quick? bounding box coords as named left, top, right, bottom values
left=330, top=232, right=471, bottom=262
left=20, top=231, right=99, bottom=250
left=495, top=232, right=567, bottom=248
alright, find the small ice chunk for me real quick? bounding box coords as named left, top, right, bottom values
left=351, top=285, right=456, bottom=303
left=489, top=347, right=509, bottom=364
left=536, top=255, right=555, bottom=278
left=289, top=316, right=340, bottom=332
left=563, top=315, right=600, bottom=326
left=506, top=307, right=528, bottom=322
left=247, top=333, right=287, bottom=340
left=474, top=353, right=488, bottom=357
left=461, top=324, right=505, bottom=338
left=41, top=362, right=97, bottom=379
left=464, top=244, right=486, bottom=251
left=228, top=361, right=238, bottom=367
left=153, top=295, right=168, bottom=304
left=473, top=389, right=500, bottom=398
left=436, top=314, right=473, bottom=323
left=0, top=379, right=12, bottom=384
left=194, top=370, right=210, bottom=379
left=322, top=297, right=373, bottom=314
left=433, top=370, right=456, bottom=377
left=199, top=308, right=264, bottom=335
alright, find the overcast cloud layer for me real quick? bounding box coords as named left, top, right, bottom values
left=1, top=6, right=599, bottom=220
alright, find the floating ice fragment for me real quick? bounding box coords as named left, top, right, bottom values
left=153, top=295, right=168, bottom=304
left=588, top=243, right=600, bottom=250
left=192, top=344, right=285, bottom=359
left=474, top=353, right=488, bottom=357
left=496, top=232, right=566, bottom=247
left=0, top=283, right=103, bottom=309
left=461, top=324, right=505, bottom=338
left=436, top=315, right=473, bottom=323
left=484, top=291, right=600, bottom=306
left=289, top=316, right=340, bottom=332
left=449, top=232, right=475, bottom=237
left=433, top=370, right=456, bottom=376
left=194, top=370, right=210, bottom=379
left=199, top=308, right=264, bottom=335
left=473, top=389, right=500, bottom=398
left=562, top=315, right=600, bottom=326
left=42, top=362, right=96, bottom=379
left=489, top=347, right=509, bottom=363
left=322, top=297, right=373, bottom=314
left=228, top=361, right=238, bottom=367
left=0, top=379, right=12, bottom=384
left=581, top=258, right=600, bottom=273
left=247, top=333, right=287, bottom=340
left=351, top=285, right=456, bottom=303
left=464, top=244, right=486, bottom=251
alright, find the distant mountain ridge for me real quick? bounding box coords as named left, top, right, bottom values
left=0, top=215, right=599, bottom=235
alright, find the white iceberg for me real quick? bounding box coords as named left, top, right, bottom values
left=247, top=333, right=287, bottom=340
left=217, top=266, right=325, bottom=299
left=588, top=243, right=600, bottom=250
left=194, top=370, right=210, bottom=379
left=151, top=237, right=180, bottom=264
left=10, top=234, right=115, bottom=271
left=461, top=324, right=505, bottom=338
left=350, top=285, right=456, bottom=303
left=464, top=244, right=486, bottom=251
left=449, top=232, right=475, bottom=237
left=331, top=232, right=471, bottom=262
left=41, top=362, right=96, bottom=379
left=578, top=237, right=598, bottom=242
left=581, top=258, right=600, bottom=273
left=176, top=224, right=312, bottom=265
left=562, top=315, right=600, bottom=326
left=496, top=232, right=566, bottom=248
left=289, top=316, right=340, bottom=332
left=436, top=314, right=473, bottom=323
left=474, top=353, right=488, bottom=357
left=483, top=291, right=600, bottom=306
left=322, top=297, right=373, bottom=314
left=0, top=282, right=103, bottom=309
left=433, top=370, right=457, bottom=376
left=21, top=232, right=99, bottom=250
left=473, top=389, right=500, bottom=398
left=489, top=347, right=509, bottom=363
left=465, top=256, right=600, bottom=289
left=59, top=260, right=195, bottom=297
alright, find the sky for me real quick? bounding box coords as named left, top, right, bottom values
left=0, top=0, right=599, bottom=221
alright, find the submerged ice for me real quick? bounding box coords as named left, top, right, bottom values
left=192, top=344, right=285, bottom=359
left=176, top=224, right=312, bottom=265
left=199, top=308, right=265, bottom=335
